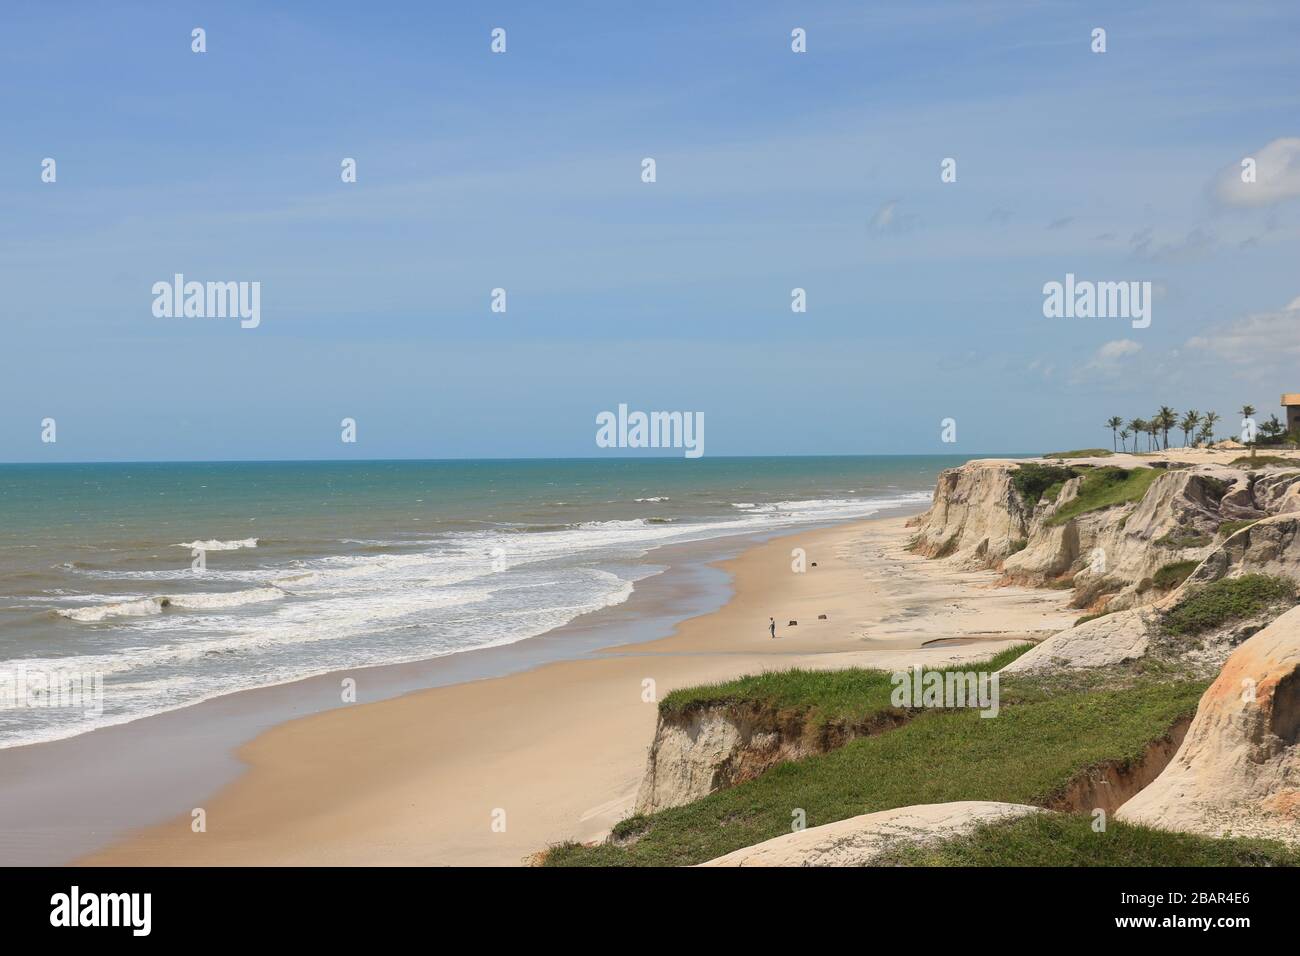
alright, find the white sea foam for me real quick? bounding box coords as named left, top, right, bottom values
left=56, top=597, right=164, bottom=622
left=17, top=490, right=932, bottom=748
left=173, top=537, right=259, bottom=551
left=165, top=587, right=284, bottom=610
left=56, top=586, right=284, bottom=622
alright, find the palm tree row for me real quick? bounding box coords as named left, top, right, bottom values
left=1106, top=409, right=1222, bottom=453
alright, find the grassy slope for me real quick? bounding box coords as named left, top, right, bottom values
left=1046, top=467, right=1161, bottom=527
left=545, top=677, right=1205, bottom=866
left=659, top=645, right=1030, bottom=726
left=875, top=812, right=1300, bottom=866
left=1161, top=574, right=1296, bottom=636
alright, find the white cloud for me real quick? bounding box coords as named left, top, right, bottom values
left=1077, top=338, right=1143, bottom=380
left=1094, top=339, right=1142, bottom=361
left=869, top=199, right=916, bottom=234
left=1214, top=137, right=1300, bottom=207
left=1185, top=296, right=1300, bottom=364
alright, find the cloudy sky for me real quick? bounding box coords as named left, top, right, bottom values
left=3, top=0, right=1299, bottom=461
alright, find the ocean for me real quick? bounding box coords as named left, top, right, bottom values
left=0, top=456, right=959, bottom=748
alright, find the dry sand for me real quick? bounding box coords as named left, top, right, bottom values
left=83, top=513, right=1078, bottom=866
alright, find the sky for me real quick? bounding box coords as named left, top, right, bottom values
left=3, top=0, right=1300, bottom=462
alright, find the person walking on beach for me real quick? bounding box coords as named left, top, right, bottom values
left=769, top=617, right=776, bottom=639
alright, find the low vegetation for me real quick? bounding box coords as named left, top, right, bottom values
left=1160, top=574, right=1296, bottom=636
left=1073, top=610, right=1112, bottom=627
left=1045, top=467, right=1160, bottom=527
left=1044, top=448, right=1113, bottom=459
left=545, top=677, right=1205, bottom=867
left=1154, top=528, right=1212, bottom=549
left=658, top=645, right=1031, bottom=727
left=1151, top=560, right=1200, bottom=590
left=1229, top=455, right=1297, bottom=469
left=1011, top=463, right=1076, bottom=507
left=873, top=812, right=1300, bottom=867
left=1217, top=518, right=1259, bottom=537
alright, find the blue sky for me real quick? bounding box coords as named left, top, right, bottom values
left=3, top=0, right=1300, bottom=461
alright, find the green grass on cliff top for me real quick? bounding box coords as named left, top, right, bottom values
left=1228, top=455, right=1299, bottom=468
left=1044, top=448, right=1113, bottom=459
left=658, top=644, right=1031, bottom=724
left=873, top=811, right=1300, bottom=867
left=1045, top=466, right=1161, bottom=527
left=544, top=677, right=1206, bottom=867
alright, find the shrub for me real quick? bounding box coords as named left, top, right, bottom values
left=1217, top=519, right=1259, bottom=538
left=1161, top=575, right=1296, bottom=636
left=1154, top=528, right=1212, bottom=549
left=1152, top=560, right=1199, bottom=590
left=1011, top=463, right=1077, bottom=507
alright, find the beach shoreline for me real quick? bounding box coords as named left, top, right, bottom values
left=0, top=504, right=919, bottom=865
left=68, top=507, right=1079, bottom=866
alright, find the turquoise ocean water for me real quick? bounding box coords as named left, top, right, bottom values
left=0, top=456, right=967, bottom=747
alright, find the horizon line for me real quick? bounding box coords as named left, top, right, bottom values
left=0, top=451, right=1039, bottom=467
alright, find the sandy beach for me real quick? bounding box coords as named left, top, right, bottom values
left=74, top=511, right=1079, bottom=866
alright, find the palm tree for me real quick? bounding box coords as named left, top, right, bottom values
left=1156, top=407, right=1177, bottom=450
left=1106, top=416, right=1123, bottom=452
left=1148, top=419, right=1161, bottom=452
left=1179, top=410, right=1200, bottom=447
left=1200, top=411, right=1220, bottom=447
left=1128, top=418, right=1146, bottom=453
left=1241, top=404, right=1257, bottom=458
left=1119, top=428, right=1130, bottom=451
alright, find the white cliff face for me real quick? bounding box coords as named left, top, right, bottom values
left=1001, top=608, right=1157, bottom=674
left=906, top=460, right=1030, bottom=565
left=1116, top=605, right=1300, bottom=844
left=634, top=709, right=747, bottom=815
left=634, top=704, right=907, bottom=815
left=914, top=460, right=1300, bottom=675
left=699, top=802, right=1043, bottom=867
